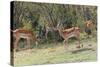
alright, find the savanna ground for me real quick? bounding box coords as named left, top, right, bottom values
left=13, top=33, right=97, bottom=66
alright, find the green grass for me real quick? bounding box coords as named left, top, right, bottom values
left=13, top=36, right=97, bottom=66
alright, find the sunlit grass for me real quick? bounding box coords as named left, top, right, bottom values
left=14, top=36, right=97, bottom=66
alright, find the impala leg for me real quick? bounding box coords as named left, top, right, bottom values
left=45, top=31, right=48, bottom=40
left=14, top=37, right=20, bottom=51
left=78, top=38, right=80, bottom=47
left=63, top=40, right=66, bottom=45
left=26, top=38, right=31, bottom=49
left=63, top=39, right=68, bottom=48
left=35, top=41, right=38, bottom=48
left=76, top=36, right=80, bottom=48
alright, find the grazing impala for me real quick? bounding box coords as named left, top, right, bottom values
left=12, top=28, right=37, bottom=51
left=57, top=23, right=80, bottom=48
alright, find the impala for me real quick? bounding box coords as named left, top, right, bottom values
left=12, top=28, right=37, bottom=51
left=57, top=23, right=81, bottom=48
left=38, top=24, right=57, bottom=41
left=84, top=20, right=94, bottom=38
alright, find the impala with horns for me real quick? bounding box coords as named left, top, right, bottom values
left=12, top=28, right=38, bottom=51
left=84, top=20, right=94, bottom=38
left=57, top=23, right=81, bottom=48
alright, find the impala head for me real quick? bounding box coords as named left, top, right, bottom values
left=56, top=21, right=63, bottom=31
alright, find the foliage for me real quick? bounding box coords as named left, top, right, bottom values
left=12, top=1, right=97, bottom=43
left=13, top=2, right=97, bottom=29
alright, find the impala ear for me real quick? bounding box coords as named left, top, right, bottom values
left=57, top=21, right=64, bottom=30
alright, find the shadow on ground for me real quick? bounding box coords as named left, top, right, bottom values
left=71, top=48, right=95, bottom=54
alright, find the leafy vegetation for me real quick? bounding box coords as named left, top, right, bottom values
left=13, top=1, right=97, bottom=30
left=12, top=1, right=97, bottom=44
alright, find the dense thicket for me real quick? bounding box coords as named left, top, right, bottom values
left=12, top=1, right=97, bottom=42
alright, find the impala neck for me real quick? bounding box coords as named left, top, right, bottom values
left=58, top=29, right=65, bottom=38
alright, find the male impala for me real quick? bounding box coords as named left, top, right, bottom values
left=12, top=28, right=37, bottom=51
left=84, top=20, right=94, bottom=38
left=57, top=23, right=80, bottom=48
